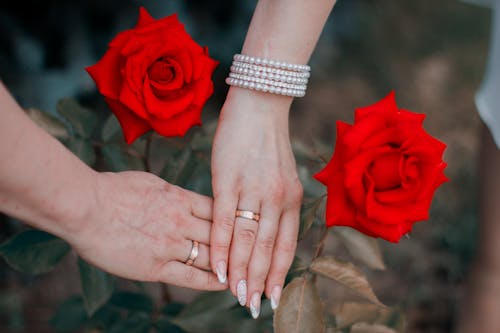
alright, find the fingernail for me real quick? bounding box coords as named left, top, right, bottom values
left=216, top=261, right=227, bottom=284
left=250, top=292, right=261, bottom=319
left=237, top=280, right=247, bottom=306
left=271, top=285, right=281, bottom=310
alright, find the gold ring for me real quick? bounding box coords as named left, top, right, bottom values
left=185, top=240, right=199, bottom=266
left=235, top=209, right=260, bottom=222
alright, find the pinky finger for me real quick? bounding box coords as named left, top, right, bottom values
left=160, top=261, right=228, bottom=291
left=265, top=208, right=300, bottom=310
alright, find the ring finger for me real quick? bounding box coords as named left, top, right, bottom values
left=175, top=240, right=211, bottom=271
left=229, top=196, right=260, bottom=306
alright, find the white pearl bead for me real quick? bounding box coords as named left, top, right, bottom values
left=248, top=82, right=255, bottom=89
left=255, top=58, right=261, bottom=65
left=262, top=59, right=268, bottom=66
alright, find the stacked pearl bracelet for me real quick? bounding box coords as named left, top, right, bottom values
left=226, top=54, right=310, bottom=98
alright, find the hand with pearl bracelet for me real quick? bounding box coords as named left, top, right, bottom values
left=210, top=0, right=337, bottom=319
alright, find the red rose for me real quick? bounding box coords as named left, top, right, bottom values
left=86, top=7, right=218, bottom=143
left=314, top=92, right=448, bottom=242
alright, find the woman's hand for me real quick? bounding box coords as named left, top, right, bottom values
left=210, top=88, right=303, bottom=317
left=64, top=171, right=226, bottom=291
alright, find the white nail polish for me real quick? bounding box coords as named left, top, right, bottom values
left=216, top=261, right=227, bottom=284
left=237, top=280, right=247, bottom=306
left=271, top=286, right=281, bottom=310
left=250, top=292, right=261, bottom=319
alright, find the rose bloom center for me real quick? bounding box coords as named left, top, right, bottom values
left=368, top=152, right=402, bottom=191
left=148, top=58, right=175, bottom=83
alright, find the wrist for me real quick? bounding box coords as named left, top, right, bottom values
left=51, top=169, right=100, bottom=244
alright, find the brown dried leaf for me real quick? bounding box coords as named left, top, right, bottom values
left=333, top=302, right=391, bottom=329
left=274, top=277, right=325, bottom=333
left=336, top=228, right=386, bottom=270
left=310, top=256, right=384, bottom=306
left=350, top=322, right=398, bottom=333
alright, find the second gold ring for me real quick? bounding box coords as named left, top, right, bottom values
left=235, top=209, right=260, bottom=222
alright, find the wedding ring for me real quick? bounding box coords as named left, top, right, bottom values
left=185, top=240, right=199, bottom=266
left=235, top=209, right=260, bottom=222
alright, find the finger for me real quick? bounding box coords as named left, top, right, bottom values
left=184, top=216, right=212, bottom=245
left=211, top=191, right=239, bottom=285
left=172, top=240, right=211, bottom=271
left=160, top=261, right=227, bottom=291
left=188, top=191, right=214, bottom=221
left=246, top=204, right=281, bottom=318
left=229, top=197, right=261, bottom=307
left=265, top=208, right=300, bottom=311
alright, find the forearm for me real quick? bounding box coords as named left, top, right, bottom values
left=227, top=0, right=336, bottom=111
left=0, top=82, right=97, bottom=239
left=242, top=0, right=336, bottom=63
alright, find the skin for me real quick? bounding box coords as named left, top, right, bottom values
left=210, top=0, right=337, bottom=317
left=0, top=82, right=226, bottom=291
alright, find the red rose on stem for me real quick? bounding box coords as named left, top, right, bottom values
left=86, top=7, right=218, bottom=144
left=314, top=92, right=448, bottom=242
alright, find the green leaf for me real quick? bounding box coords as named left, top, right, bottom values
left=49, top=296, right=87, bottom=332
left=273, top=276, right=325, bottom=333
left=310, top=256, right=384, bottom=306
left=299, top=198, right=323, bottom=240
left=350, top=323, right=398, bottom=333
left=156, top=317, right=187, bottom=333
left=25, top=108, right=69, bottom=139
left=78, top=258, right=115, bottom=316
left=57, top=98, right=98, bottom=139
left=64, top=137, right=96, bottom=166
left=102, top=144, right=145, bottom=171
left=0, top=230, right=70, bottom=274
left=161, top=302, right=185, bottom=316
left=110, top=291, right=154, bottom=313
left=109, top=313, right=151, bottom=333
left=336, top=228, right=386, bottom=270
left=172, top=290, right=238, bottom=333
left=101, top=115, right=123, bottom=142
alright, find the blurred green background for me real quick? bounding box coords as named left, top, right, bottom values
left=0, top=0, right=490, bottom=332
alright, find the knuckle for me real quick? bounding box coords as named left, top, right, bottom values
left=276, top=239, right=297, bottom=256
left=257, top=236, right=276, bottom=254
left=215, top=216, right=235, bottom=232
left=268, top=183, right=285, bottom=204
left=212, top=241, right=230, bottom=253
left=289, top=182, right=304, bottom=202
left=236, top=228, right=257, bottom=246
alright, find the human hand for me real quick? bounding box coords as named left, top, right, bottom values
left=63, top=171, right=226, bottom=291
left=210, top=88, right=303, bottom=317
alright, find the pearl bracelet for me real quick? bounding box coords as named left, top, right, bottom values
left=228, top=73, right=307, bottom=90
left=233, top=54, right=310, bottom=72
left=230, top=65, right=309, bottom=84
left=227, top=54, right=310, bottom=98
left=225, top=77, right=306, bottom=97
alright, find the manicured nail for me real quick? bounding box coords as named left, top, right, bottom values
left=250, top=292, right=261, bottom=319
left=237, top=280, right=247, bottom=306
left=216, top=261, right=227, bottom=284
left=271, top=285, right=281, bottom=310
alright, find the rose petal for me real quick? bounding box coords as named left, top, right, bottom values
left=354, top=91, right=398, bottom=123
left=143, top=76, right=195, bottom=119
left=148, top=103, right=203, bottom=137
left=314, top=121, right=352, bottom=184
left=104, top=98, right=151, bottom=144
left=136, top=7, right=155, bottom=28
left=323, top=171, right=357, bottom=228
left=356, top=214, right=414, bottom=243
left=148, top=58, right=184, bottom=92
left=86, top=48, right=123, bottom=100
